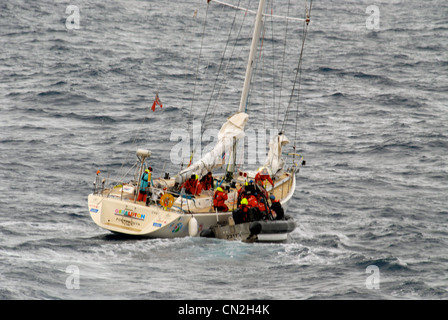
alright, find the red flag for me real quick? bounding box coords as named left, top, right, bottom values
left=151, top=94, right=163, bottom=112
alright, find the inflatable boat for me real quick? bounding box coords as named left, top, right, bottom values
left=200, top=214, right=296, bottom=243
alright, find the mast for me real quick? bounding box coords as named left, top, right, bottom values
left=225, top=0, right=265, bottom=180
left=238, top=0, right=266, bottom=113
left=175, top=0, right=265, bottom=186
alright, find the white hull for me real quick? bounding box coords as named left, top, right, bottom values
left=88, top=171, right=297, bottom=239
left=89, top=194, right=233, bottom=238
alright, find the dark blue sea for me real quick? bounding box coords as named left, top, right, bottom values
left=1, top=0, right=447, bottom=301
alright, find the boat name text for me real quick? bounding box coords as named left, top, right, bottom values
left=114, top=209, right=145, bottom=220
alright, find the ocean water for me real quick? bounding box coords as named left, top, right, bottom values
left=1, top=0, right=447, bottom=301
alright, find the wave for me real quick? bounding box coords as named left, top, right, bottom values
left=37, top=90, right=62, bottom=97
left=362, top=139, right=423, bottom=155
left=353, top=255, right=412, bottom=273
left=35, top=90, right=101, bottom=106
left=317, top=66, right=341, bottom=73
left=54, top=112, right=117, bottom=124
left=316, top=67, right=396, bottom=86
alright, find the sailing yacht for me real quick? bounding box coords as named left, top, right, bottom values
left=87, top=0, right=310, bottom=242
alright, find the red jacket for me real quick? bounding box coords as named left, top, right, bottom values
left=182, top=178, right=202, bottom=195
left=258, top=201, right=267, bottom=212
left=201, top=175, right=213, bottom=190
left=247, top=195, right=258, bottom=208
left=255, top=172, right=274, bottom=187
left=213, top=190, right=228, bottom=208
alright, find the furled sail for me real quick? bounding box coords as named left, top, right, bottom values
left=175, top=112, right=249, bottom=185
left=264, top=133, right=290, bottom=175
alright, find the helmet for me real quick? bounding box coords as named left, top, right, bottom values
left=216, top=187, right=223, bottom=192
left=270, top=195, right=275, bottom=200
left=241, top=198, right=248, bottom=205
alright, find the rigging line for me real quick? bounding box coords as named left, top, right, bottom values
left=260, top=9, right=267, bottom=131
left=190, top=1, right=210, bottom=132
left=211, top=0, right=257, bottom=14
left=183, top=2, right=201, bottom=90
left=276, top=0, right=291, bottom=132
left=243, top=0, right=267, bottom=114
left=245, top=29, right=263, bottom=114
left=188, top=1, right=211, bottom=164
left=116, top=102, right=155, bottom=183
left=293, top=0, right=312, bottom=147
left=280, top=0, right=312, bottom=135
left=209, top=0, right=305, bottom=22
left=190, top=3, right=229, bottom=162
left=201, top=0, right=243, bottom=139
left=292, top=2, right=309, bottom=147
left=114, top=67, right=165, bottom=178
left=209, top=1, right=252, bottom=118
left=195, top=3, right=227, bottom=112
left=268, top=0, right=276, bottom=130
left=262, top=0, right=274, bottom=131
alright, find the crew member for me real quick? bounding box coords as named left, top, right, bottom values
left=200, top=172, right=214, bottom=191
left=246, top=193, right=263, bottom=220
left=255, top=167, right=274, bottom=188
left=237, top=181, right=249, bottom=205
left=258, top=197, right=268, bottom=214
left=234, top=197, right=250, bottom=223
left=247, top=193, right=258, bottom=208
left=182, top=174, right=202, bottom=195
left=137, top=167, right=152, bottom=202
left=269, top=195, right=284, bottom=220
left=240, top=197, right=249, bottom=212
left=213, top=187, right=228, bottom=212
